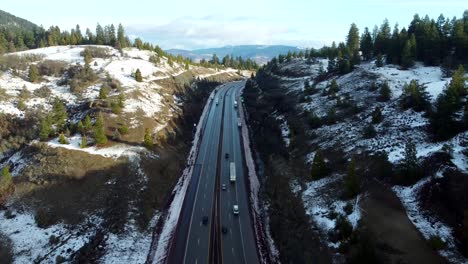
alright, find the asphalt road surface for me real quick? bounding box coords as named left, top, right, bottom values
left=169, top=81, right=259, bottom=264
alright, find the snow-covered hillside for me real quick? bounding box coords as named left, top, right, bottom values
left=0, top=45, right=241, bottom=263
left=250, top=57, right=468, bottom=263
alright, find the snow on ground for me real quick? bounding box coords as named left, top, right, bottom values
left=302, top=175, right=361, bottom=248
left=275, top=114, right=291, bottom=147
left=12, top=46, right=86, bottom=64
left=0, top=150, right=28, bottom=177
left=102, top=215, right=159, bottom=264
left=393, top=178, right=467, bottom=263
left=361, top=62, right=449, bottom=100
left=0, top=210, right=100, bottom=264
left=46, top=135, right=146, bottom=159
left=387, top=131, right=467, bottom=172
left=124, top=84, right=164, bottom=117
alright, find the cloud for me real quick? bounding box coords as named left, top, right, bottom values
left=125, top=16, right=312, bottom=50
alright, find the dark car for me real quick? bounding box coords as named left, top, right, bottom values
left=221, top=226, right=228, bottom=234
left=221, top=183, right=227, bottom=191
left=202, top=216, right=209, bottom=225
left=225, top=153, right=229, bottom=159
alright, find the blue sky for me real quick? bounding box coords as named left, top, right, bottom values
left=3, top=0, right=466, bottom=50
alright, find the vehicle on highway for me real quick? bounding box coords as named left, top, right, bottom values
left=202, top=216, right=209, bottom=225
left=233, top=205, right=239, bottom=215
left=237, top=118, right=241, bottom=127
left=221, top=226, right=228, bottom=234
left=234, top=100, right=238, bottom=108
left=222, top=183, right=226, bottom=191
left=230, top=162, right=236, bottom=182
left=225, top=153, right=229, bottom=159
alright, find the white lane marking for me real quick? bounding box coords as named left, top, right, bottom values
left=198, top=238, right=200, bottom=245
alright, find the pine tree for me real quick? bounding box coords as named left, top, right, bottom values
left=83, top=47, right=92, bottom=64
left=94, top=113, right=107, bottom=145
left=378, top=81, right=391, bottom=101
left=52, top=98, right=67, bottom=129
left=402, top=140, right=419, bottom=183
left=143, top=128, right=153, bottom=149
left=346, top=23, right=360, bottom=53
left=83, top=115, right=92, bottom=131
left=135, top=68, right=143, bottom=82
left=310, top=149, right=329, bottom=180
left=431, top=65, right=467, bottom=139
left=371, top=106, right=383, bottom=123
left=28, top=65, right=40, bottom=83
left=362, top=123, right=377, bottom=138
left=80, top=136, right=87, bottom=148
left=118, top=93, right=125, bottom=108
left=401, top=80, right=430, bottom=112
left=401, top=40, right=415, bottom=69
left=59, top=133, right=69, bottom=144
left=344, top=157, right=360, bottom=197
left=375, top=53, right=384, bottom=67
left=328, top=79, right=340, bottom=95
left=39, top=115, right=52, bottom=141
left=77, top=120, right=85, bottom=135
left=0, top=165, right=13, bottom=192
left=99, top=86, right=107, bottom=99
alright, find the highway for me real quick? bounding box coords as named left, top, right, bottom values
left=168, top=81, right=259, bottom=264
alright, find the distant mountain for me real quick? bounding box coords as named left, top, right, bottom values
left=0, top=9, right=38, bottom=31
left=167, top=45, right=302, bottom=65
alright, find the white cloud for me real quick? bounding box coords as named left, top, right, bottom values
left=125, top=16, right=325, bottom=50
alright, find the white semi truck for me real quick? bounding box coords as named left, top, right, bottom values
left=230, top=162, right=236, bottom=183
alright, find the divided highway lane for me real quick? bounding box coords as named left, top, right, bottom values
left=220, top=81, right=259, bottom=264
left=170, top=85, right=229, bottom=264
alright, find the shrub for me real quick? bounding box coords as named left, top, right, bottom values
left=17, top=100, right=27, bottom=111
left=28, top=64, right=40, bottom=83
left=94, top=113, right=107, bottom=146
left=135, top=68, right=143, bottom=82
left=80, top=46, right=111, bottom=59
left=118, top=124, right=129, bottom=135
left=378, top=81, right=391, bottom=102
left=0, top=166, right=13, bottom=193
left=38, top=60, right=67, bottom=77
left=35, top=208, right=55, bottom=228
left=110, top=100, right=121, bottom=114
left=80, top=136, right=87, bottom=148
left=335, top=215, right=353, bottom=240
left=362, top=123, right=376, bottom=139
left=307, top=111, right=322, bottom=129
left=58, top=133, right=69, bottom=144
left=344, top=202, right=353, bottom=215
left=310, top=149, right=329, bottom=180
left=143, top=128, right=153, bottom=149
left=19, top=86, right=31, bottom=100
left=33, top=86, right=52, bottom=98
left=344, top=157, right=360, bottom=197
left=371, top=106, right=383, bottom=124
left=428, top=235, right=446, bottom=250
left=400, top=80, right=430, bottom=112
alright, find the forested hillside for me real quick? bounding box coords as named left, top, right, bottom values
left=245, top=10, right=468, bottom=263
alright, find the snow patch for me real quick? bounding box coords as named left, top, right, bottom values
left=45, top=135, right=146, bottom=159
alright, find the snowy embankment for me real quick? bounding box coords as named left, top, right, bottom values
left=0, top=212, right=102, bottom=264
left=302, top=175, right=361, bottom=248
left=393, top=178, right=466, bottom=263
left=46, top=135, right=147, bottom=159
left=238, top=84, right=280, bottom=262
left=147, top=88, right=215, bottom=264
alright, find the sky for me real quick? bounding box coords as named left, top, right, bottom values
left=2, top=0, right=466, bottom=50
